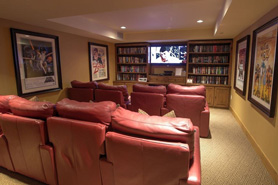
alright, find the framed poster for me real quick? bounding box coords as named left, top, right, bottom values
left=248, top=17, right=278, bottom=117
left=10, top=28, right=62, bottom=96
left=234, top=35, right=250, bottom=97
left=89, top=42, right=109, bottom=81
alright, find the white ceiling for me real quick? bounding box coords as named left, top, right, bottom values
left=0, top=0, right=277, bottom=43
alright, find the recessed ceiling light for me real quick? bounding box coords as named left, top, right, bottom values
left=197, top=20, right=203, bottom=23
left=121, top=26, right=126, bottom=29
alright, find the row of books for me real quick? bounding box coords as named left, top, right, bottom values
left=191, top=66, right=229, bottom=75
left=117, top=74, right=147, bottom=81
left=188, top=76, right=228, bottom=85
left=190, top=56, right=229, bottom=63
left=119, top=66, right=146, bottom=73
left=118, top=57, right=146, bottom=63
left=190, top=45, right=230, bottom=53
left=118, top=47, right=147, bottom=54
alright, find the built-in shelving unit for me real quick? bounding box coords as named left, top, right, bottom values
left=187, top=40, right=233, bottom=108
left=115, top=43, right=149, bottom=81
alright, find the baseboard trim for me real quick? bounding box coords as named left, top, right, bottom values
left=230, top=106, right=278, bottom=185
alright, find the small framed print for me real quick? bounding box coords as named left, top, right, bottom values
left=234, top=35, right=250, bottom=97
left=89, top=43, right=109, bottom=81
left=248, top=17, right=278, bottom=117
left=10, top=28, right=62, bottom=96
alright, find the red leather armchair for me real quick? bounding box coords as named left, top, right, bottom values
left=128, top=84, right=166, bottom=115
left=100, top=107, right=201, bottom=185
left=0, top=97, right=57, bottom=185
left=68, top=80, right=98, bottom=102
left=163, top=83, right=210, bottom=137
left=95, top=83, right=129, bottom=108
left=47, top=98, right=117, bottom=185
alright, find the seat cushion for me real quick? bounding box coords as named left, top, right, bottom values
left=167, top=83, right=206, bottom=97
left=98, top=83, right=129, bottom=101
left=71, top=80, right=98, bottom=89
left=56, top=98, right=117, bottom=125
left=9, top=97, right=55, bottom=119
left=111, top=107, right=195, bottom=158
left=133, top=84, right=166, bottom=95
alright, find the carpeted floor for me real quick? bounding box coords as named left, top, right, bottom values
left=200, top=108, right=275, bottom=185
left=0, top=108, right=275, bottom=184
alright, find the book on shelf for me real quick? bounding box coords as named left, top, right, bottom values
left=118, top=56, right=146, bottom=64
left=191, top=44, right=230, bottom=53
left=188, top=75, right=228, bottom=85
left=117, top=73, right=147, bottom=81
left=190, top=56, right=229, bottom=63
left=191, top=66, right=228, bottom=75
left=118, top=47, right=147, bottom=54
left=120, top=66, right=146, bottom=73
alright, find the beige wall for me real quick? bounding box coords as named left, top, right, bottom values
left=230, top=6, right=278, bottom=181
left=0, top=18, right=115, bottom=103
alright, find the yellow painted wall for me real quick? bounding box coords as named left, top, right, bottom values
left=0, top=18, right=115, bottom=103
left=230, top=5, right=278, bottom=178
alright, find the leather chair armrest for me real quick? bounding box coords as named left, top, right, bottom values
left=160, top=107, right=169, bottom=116
left=0, top=134, right=14, bottom=171
left=200, top=102, right=210, bottom=137
left=40, top=145, right=58, bottom=185
left=100, top=158, right=114, bottom=185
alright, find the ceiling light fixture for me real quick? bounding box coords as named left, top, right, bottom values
left=197, top=20, right=203, bottom=23
left=121, top=26, right=126, bottom=29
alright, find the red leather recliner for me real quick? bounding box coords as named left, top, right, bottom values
left=0, top=97, right=57, bottom=185
left=128, top=84, right=166, bottom=115
left=68, top=80, right=98, bottom=102
left=47, top=98, right=117, bottom=185
left=95, top=83, right=129, bottom=108
left=163, top=83, right=210, bottom=137
left=100, top=107, right=201, bottom=185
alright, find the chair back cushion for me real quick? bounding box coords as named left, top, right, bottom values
left=111, top=107, right=194, bottom=158
left=167, top=83, right=206, bottom=97
left=133, top=84, right=166, bottom=95
left=9, top=97, right=55, bottom=119
left=98, top=83, right=129, bottom=101
left=68, top=88, right=94, bottom=102
left=56, top=98, right=116, bottom=125
left=71, top=80, right=98, bottom=89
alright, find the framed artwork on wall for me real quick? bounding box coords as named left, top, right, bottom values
left=248, top=17, right=278, bottom=117
left=10, top=28, right=62, bottom=96
left=234, top=35, right=250, bottom=97
left=88, top=42, right=109, bottom=81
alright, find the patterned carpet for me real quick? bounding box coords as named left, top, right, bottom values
left=0, top=108, right=275, bottom=184
left=201, top=108, right=275, bottom=185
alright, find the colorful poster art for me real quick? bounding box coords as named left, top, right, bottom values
left=10, top=28, right=62, bottom=96
left=234, top=35, right=250, bottom=97
left=89, top=43, right=109, bottom=81
left=248, top=17, right=278, bottom=117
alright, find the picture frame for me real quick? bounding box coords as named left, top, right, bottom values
left=10, top=28, right=62, bottom=97
left=248, top=17, right=278, bottom=117
left=88, top=42, right=109, bottom=81
left=234, top=35, right=250, bottom=97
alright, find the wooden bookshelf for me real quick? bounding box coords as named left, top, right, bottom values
left=187, top=40, right=233, bottom=108
left=115, top=43, right=150, bottom=82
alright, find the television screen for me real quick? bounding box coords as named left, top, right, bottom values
left=150, top=45, right=187, bottom=64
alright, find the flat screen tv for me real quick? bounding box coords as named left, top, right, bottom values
left=150, top=45, right=187, bottom=64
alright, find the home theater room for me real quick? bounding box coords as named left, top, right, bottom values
left=0, top=0, right=278, bottom=185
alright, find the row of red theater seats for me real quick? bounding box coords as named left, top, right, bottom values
left=68, top=81, right=210, bottom=137
left=0, top=96, right=201, bottom=185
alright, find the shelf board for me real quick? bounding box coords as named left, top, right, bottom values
left=188, top=73, right=228, bottom=76
left=188, top=52, right=230, bottom=55
left=117, top=53, right=147, bottom=56
left=188, top=63, right=229, bottom=65
left=188, top=83, right=231, bottom=87
left=117, top=63, right=147, bottom=65
left=118, top=72, right=147, bottom=74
